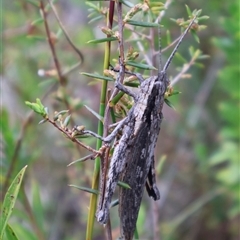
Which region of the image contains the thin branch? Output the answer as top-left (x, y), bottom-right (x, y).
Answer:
top-left (170, 53), bottom-right (198, 86)
top-left (47, 118), bottom-right (101, 155)
top-left (116, 1), bottom-right (125, 82)
top-left (40, 1), bottom-right (64, 86)
top-left (47, 0), bottom-right (84, 64)
top-left (2, 112), bottom-right (33, 196)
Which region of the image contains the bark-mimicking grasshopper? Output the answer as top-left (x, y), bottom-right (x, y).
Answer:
top-left (94, 15), bottom-right (198, 239)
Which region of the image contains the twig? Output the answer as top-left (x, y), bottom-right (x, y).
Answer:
top-left (116, 1), bottom-right (125, 82)
top-left (47, 0), bottom-right (84, 64)
top-left (40, 0), bottom-right (77, 126)
top-left (47, 118), bottom-right (101, 155)
top-left (2, 112), bottom-right (33, 196)
top-left (170, 52), bottom-right (198, 86)
top-left (40, 1), bottom-right (64, 86)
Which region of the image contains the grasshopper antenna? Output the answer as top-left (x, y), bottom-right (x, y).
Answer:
top-left (163, 15), bottom-right (198, 72)
top-left (158, 20), bottom-right (163, 77)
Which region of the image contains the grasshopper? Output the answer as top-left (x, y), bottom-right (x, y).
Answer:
top-left (84, 14), bottom-right (198, 240)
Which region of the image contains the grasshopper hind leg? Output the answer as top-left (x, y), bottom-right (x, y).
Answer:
top-left (145, 158), bottom-right (160, 201)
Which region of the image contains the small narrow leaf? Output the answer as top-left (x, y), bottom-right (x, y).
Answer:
top-left (126, 20), bottom-right (160, 28)
top-left (38, 119), bottom-right (48, 125)
top-left (87, 37), bottom-right (117, 44)
top-left (197, 54), bottom-right (210, 60)
top-left (110, 199), bottom-right (119, 208)
top-left (124, 81), bottom-right (139, 88)
top-left (85, 2), bottom-right (100, 11)
top-left (88, 15), bottom-right (103, 24)
top-left (63, 115), bottom-right (71, 127)
top-left (198, 15), bottom-right (210, 21)
top-left (84, 105), bottom-right (104, 122)
top-left (31, 18), bottom-right (44, 26)
top-left (126, 61), bottom-right (157, 70)
top-left (44, 107), bottom-right (49, 116)
top-left (175, 52), bottom-right (187, 63)
top-left (68, 154), bottom-right (96, 166)
top-left (120, 0), bottom-right (134, 7)
top-left (118, 181), bottom-right (131, 189)
top-left (185, 5), bottom-right (192, 17)
top-left (68, 185), bottom-right (98, 195)
top-left (109, 92), bottom-right (125, 107)
top-left (170, 90), bottom-right (181, 96)
top-left (56, 28), bottom-right (63, 39)
top-left (54, 110), bottom-right (69, 121)
top-left (36, 98), bottom-right (44, 108)
top-left (192, 30), bottom-right (200, 43)
top-left (164, 98), bottom-right (175, 109)
top-left (188, 46), bottom-right (195, 57)
top-left (81, 72), bottom-right (114, 81)
top-left (166, 30), bottom-right (171, 45)
top-left (74, 134), bottom-right (91, 139)
top-left (193, 62), bottom-right (205, 68)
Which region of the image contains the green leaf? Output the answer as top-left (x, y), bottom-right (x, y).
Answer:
top-left (166, 30), bottom-right (171, 45)
top-left (31, 18), bottom-right (44, 26)
top-left (164, 98), bottom-right (175, 109)
top-left (4, 224), bottom-right (19, 240)
top-left (67, 154), bottom-right (96, 166)
top-left (110, 199), bottom-right (119, 208)
top-left (36, 98), bottom-right (44, 109)
top-left (63, 115), bottom-right (71, 127)
top-left (68, 185), bottom-right (98, 195)
top-left (120, 0), bottom-right (134, 7)
top-left (84, 105), bottom-right (104, 122)
top-left (170, 90), bottom-right (181, 96)
top-left (87, 37), bottom-right (117, 44)
top-left (81, 72), bottom-right (114, 81)
top-left (134, 227), bottom-right (139, 240)
top-left (198, 15), bottom-right (210, 21)
top-left (126, 20), bottom-right (160, 28)
top-left (197, 54), bottom-right (210, 60)
top-left (38, 119), bottom-right (48, 125)
top-left (126, 61), bottom-right (157, 70)
top-left (117, 181), bottom-right (131, 189)
top-left (109, 92), bottom-right (125, 107)
top-left (85, 2), bottom-right (100, 11)
top-left (175, 52), bottom-right (187, 63)
top-left (25, 102), bottom-right (41, 114)
top-left (25, 99), bottom-right (47, 117)
top-left (191, 30), bottom-right (200, 43)
top-left (53, 110), bottom-right (69, 121)
top-left (0, 166), bottom-right (28, 239)
top-left (88, 15), bottom-right (103, 24)
top-left (185, 5), bottom-right (192, 17)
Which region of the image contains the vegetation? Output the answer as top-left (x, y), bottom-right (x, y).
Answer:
top-left (1, 0), bottom-right (239, 240)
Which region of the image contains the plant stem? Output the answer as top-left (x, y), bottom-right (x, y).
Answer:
top-left (86, 2), bottom-right (115, 239)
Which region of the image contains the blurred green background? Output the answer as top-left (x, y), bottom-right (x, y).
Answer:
top-left (1, 0), bottom-right (239, 240)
